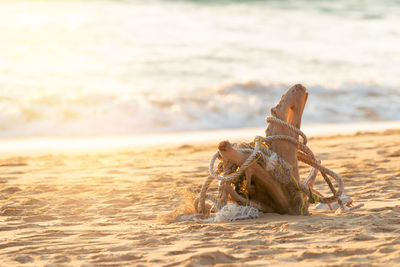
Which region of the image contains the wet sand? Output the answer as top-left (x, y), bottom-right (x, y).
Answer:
top-left (1, 129), bottom-right (400, 266)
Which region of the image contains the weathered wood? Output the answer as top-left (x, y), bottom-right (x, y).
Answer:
top-left (218, 141), bottom-right (291, 214)
top-left (266, 84), bottom-right (308, 181)
top-left (224, 183), bottom-right (274, 212)
top-left (215, 84), bottom-right (309, 215)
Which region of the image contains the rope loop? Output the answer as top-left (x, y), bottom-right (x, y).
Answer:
top-left (200, 115), bottom-right (349, 215)
top-left (266, 116), bottom-right (307, 144)
top-left (209, 136), bottom-right (264, 182)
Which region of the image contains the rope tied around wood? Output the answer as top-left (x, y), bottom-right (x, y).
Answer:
top-left (195, 115), bottom-right (363, 216)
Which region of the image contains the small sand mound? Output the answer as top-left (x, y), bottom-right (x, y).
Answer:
top-left (0, 208), bottom-right (24, 216)
top-left (13, 255), bottom-right (34, 264)
top-left (1, 187), bottom-right (22, 194)
top-left (184, 251), bottom-right (238, 266)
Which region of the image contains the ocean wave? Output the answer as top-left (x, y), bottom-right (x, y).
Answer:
top-left (0, 82), bottom-right (398, 138)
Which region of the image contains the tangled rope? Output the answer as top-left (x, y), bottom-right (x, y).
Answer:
top-left (195, 115), bottom-right (362, 216)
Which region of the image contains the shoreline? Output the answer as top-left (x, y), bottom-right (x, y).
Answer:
top-left (0, 120), bottom-right (399, 155)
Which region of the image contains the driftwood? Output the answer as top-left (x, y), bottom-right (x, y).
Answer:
top-left (218, 141), bottom-right (290, 214)
top-left (195, 83), bottom-right (362, 218)
top-left (217, 84), bottom-right (309, 215)
top-left (266, 84), bottom-right (308, 181)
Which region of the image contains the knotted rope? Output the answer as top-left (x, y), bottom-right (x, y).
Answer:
top-left (195, 115), bottom-right (361, 215)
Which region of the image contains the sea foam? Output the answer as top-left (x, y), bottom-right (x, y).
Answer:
top-left (0, 82), bottom-right (399, 138)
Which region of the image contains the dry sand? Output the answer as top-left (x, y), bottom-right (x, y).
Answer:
top-left (1, 129), bottom-right (400, 266)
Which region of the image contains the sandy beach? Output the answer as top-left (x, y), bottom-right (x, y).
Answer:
top-left (2, 0), bottom-right (400, 266)
top-left (0, 129), bottom-right (399, 266)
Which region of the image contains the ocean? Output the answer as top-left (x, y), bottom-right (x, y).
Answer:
top-left (1, 0), bottom-right (399, 138)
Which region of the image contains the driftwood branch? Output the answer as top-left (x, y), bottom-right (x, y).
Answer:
top-left (195, 83), bottom-right (356, 216)
top-left (218, 141), bottom-right (292, 214)
top-left (214, 84), bottom-right (309, 215)
top-left (266, 84), bottom-right (308, 181)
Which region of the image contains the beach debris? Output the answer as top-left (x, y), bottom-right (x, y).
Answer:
top-left (314, 195), bottom-right (353, 210)
top-left (194, 84), bottom-right (363, 220)
top-left (211, 204), bottom-right (259, 222)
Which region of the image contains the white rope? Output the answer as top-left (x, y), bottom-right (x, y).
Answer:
top-left (208, 138), bottom-right (262, 182)
top-left (266, 116), bottom-right (307, 144)
top-left (263, 118), bottom-right (346, 208)
top-left (200, 115), bottom-right (351, 214)
top-left (261, 134), bottom-right (345, 201)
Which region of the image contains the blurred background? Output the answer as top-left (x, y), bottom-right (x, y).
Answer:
top-left (1, 0), bottom-right (399, 139)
